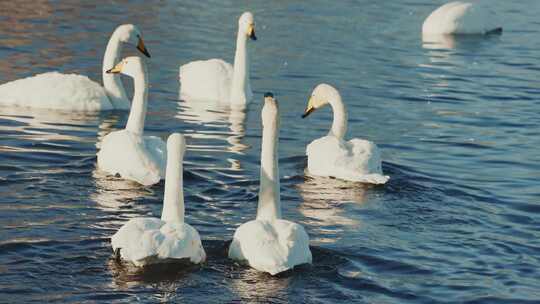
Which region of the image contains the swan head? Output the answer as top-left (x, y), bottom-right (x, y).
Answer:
top-left (114, 24), bottom-right (151, 58)
top-left (106, 56), bottom-right (147, 79)
top-left (239, 12), bottom-right (257, 41)
top-left (167, 133), bottom-right (186, 158)
top-left (302, 83), bottom-right (340, 118)
top-left (262, 92), bottom-right (279, 127)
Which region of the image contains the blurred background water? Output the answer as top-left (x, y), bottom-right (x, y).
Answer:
top-left (0, 0), bottom-right (539, 303)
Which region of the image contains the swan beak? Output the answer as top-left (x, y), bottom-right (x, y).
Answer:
top-left (136, 37), bottom-right (151, 58)
top-left (264, 92), bottom-right (274, 102)
top-left (248, 24), bottom-right (257, 41)
top-left (302, 98), bottom-right (316, 118)
top-left (106, 61), bottom-right (124, 74)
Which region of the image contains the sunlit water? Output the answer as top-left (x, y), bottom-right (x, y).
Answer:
top-left (1, 1), bottom-right (539, 303)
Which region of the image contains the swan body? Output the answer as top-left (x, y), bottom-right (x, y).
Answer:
top-left (179, 12), bottom-right (256, 106)
top-left (0, 72), bottom-right (112, 111)
top-left (111, 133), bottom-right (206, 266)
top-left (97, 57), bottom-right (166, 186)
top-left (302, 84), bottom-right (389, 184)
top-left (0, 24), bottom-right (150, 111)
top-left (229, 93), bottom-right (312, 275)
top-left (422, 1), bottom-right (502, 35)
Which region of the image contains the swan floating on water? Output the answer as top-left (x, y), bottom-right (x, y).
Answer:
top-left (228, 93), bottom-right (312, 275)
top-left (179, 12), bottom-right (256, 106)
top-left (111, 133), bottom-right (206, 266)
top-left (302, 84), bottom-right (389, 184)
top-left (0, 24), bottom-right (150, 111)
top-left (422, 1), bottom-right (502, 35)
top-left (97, 57), bottom-right (166, 186)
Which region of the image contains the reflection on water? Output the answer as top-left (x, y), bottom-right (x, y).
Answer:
top-left (421, 34), bottom-right (458, 50)
top-left (108, 258), bottom-right (199, 290)
top-left (90, 169), bottom-right (154, 211)
top-left (177, 100), bottom-right (248, 154)
top-left (0, 107), bottom-right (99, 145)
top-left (177, 98), bottom-right (249, 176)
top-left (226, 107), bottom-right (249, 154)
top-left (230, 267), bottom-right (290, 302)
top-left (297, 175), bottom-right (364, 244)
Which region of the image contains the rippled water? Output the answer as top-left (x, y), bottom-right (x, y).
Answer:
top-left (1, 0), bottom-right (540, 303)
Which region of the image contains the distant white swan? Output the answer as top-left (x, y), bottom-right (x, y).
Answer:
top-left (179, 12), bottom-right (256, 106)
top-left (111, 133), bottom-right (206, 266)
top-left (0, 24), bottom-right (150, 111)
top-left (422, 1), bottom-right (502, 35)
top-left (302, 84), bottom-right (389, 184)
top-left (97, 57), bottom-right (166, 186)
top-left (229, 93), bottom-right (312, 275)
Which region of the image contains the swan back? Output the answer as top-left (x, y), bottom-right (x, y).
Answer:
top-left (422, 1), bottom-right (501, 35)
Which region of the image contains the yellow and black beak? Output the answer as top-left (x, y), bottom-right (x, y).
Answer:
top-left (106, 61), bottom-right (124, 74)
top-left (248, 24), bottom-right (257, 41)
top-left (302, 97), bottom-right (316, 118)
top-left (136, 36), bottom-right (151, 58)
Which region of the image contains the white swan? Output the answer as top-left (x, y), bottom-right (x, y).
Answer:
top-left (97, 57), bottom-right (166, 186)
top-left (302, 84), bottom-right (389, 184)
top-left (111, 133), bottom-right (206, 266)
top-left (179, 12), bottom-right (256, 106)
top-left (0, 24), bottom-right (150, 111)
top-left (422, 1), bottom-right (502, 35)
top-left (229, 93), bottom-right (312, 275)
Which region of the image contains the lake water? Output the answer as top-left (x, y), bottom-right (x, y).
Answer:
top-left (1, 0), bottom-right (539, 303)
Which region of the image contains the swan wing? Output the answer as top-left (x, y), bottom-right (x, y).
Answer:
top-left (157, 222), bottom-right (206, 264)
top-left (111, 217), bottom-right (164, 265)
top-left (306, 136), bottom-right (389, 184)
top-left (179, 59), bottom-right (233, 103)
top-left (97, 130), bottom-right (164, 186)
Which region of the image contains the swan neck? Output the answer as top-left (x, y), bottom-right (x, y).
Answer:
top-left (125, 71), bottom-right (148, 135)
top-left (256, 105), bottom-right (281, 221)
top-left (102, 32), bottom-right (129, 109)
top-left (230, 30), bottom-right (249, 105)
top-left (161, 149), bottom-right (185, 223)
top-left (328, 95), bottom-right (347, 139)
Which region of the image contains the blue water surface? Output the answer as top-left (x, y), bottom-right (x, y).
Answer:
top-left (0, 0), bottom-right (539, 303)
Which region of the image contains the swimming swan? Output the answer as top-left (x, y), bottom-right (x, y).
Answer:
top-left (422, 1), bottom-right (502, 36)
top-left (0, 24), bottom-right (150, 111)
top-left (179, 12), bottom-right (256, 106)
top-left (111, 133), bottom-right (206, 266)
top-left (302, 84), bottom-right (389, 184)
top-left (97, 57), bottom-right (166, 186)
top-left (229, 93), bottom-right (312, 275)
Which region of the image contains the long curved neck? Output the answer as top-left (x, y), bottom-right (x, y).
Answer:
top-left (229, 30), bottom-right (249, 105)
top-left (328, 93), bottom-right (348, 139)
top-left (256, 103), bottom-right (281, 221)
top-left (161, 150), bottom-right (184, 223)
top-left (102, 33), bottom-right (129, 109)
top-left (125, 69), bottom-right (148, 135)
